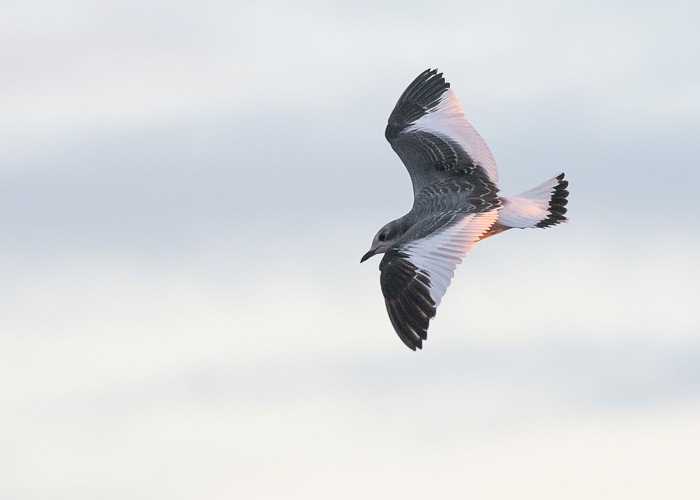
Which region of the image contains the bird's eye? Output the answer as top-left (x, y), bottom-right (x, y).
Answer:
top-left (378, 233), bottom-right (386, 242)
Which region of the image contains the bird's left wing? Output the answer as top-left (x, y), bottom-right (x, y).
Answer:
top-left (385, 69), bottom-right (499, 197)
top-left (379, 210), bottom-right (499, 350)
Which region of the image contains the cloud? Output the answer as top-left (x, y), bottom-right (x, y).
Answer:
top-left (2, 0), bottom-right (700, 498)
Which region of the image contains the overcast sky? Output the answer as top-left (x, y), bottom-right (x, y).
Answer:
top-left (1, 1), bottom-right (699, 498)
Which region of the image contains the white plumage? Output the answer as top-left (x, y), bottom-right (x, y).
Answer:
top-left (404, 211), bottom-right (499, 307)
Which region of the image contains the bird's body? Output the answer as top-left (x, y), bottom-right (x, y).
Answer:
top-left (362, 69), bottom-right (569, 350)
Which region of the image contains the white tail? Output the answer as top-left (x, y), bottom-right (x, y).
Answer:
top-left (498, 173), bottom-right (569, 229)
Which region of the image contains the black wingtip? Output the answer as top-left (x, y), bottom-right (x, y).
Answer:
top-left (387, 302), bottom-right (426, 351)
top-left (380, 251), bottom-right (435, 351)
top-left (407, 342), bottom-right (418, 351)
top-left (386, 68), bottom-right (451, 141)
top-left (403, 333), bottom-right (422, 351)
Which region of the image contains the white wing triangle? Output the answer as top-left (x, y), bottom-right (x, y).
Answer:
top-left (404, 210), bottom-right (499, 308)
top-left (407, 89), bottom-right (499, 184)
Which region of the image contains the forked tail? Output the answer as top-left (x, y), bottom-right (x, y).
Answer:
top-left (498, 173), bottom-right (569, 229)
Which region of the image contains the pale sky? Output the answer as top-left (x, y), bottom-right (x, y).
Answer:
top-left (1, 1), bottom-right (699, 498)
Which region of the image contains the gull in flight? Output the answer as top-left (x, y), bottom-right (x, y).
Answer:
top-left (361, 69), bottom-right (569, 350)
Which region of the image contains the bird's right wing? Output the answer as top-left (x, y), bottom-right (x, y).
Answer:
top-left (385, 69), bottom-right (499, 197)
top-left (379, 210), bottom-right (499, 350)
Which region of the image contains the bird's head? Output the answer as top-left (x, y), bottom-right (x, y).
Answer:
top-left (360, 220), bottom-right (405, 263)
